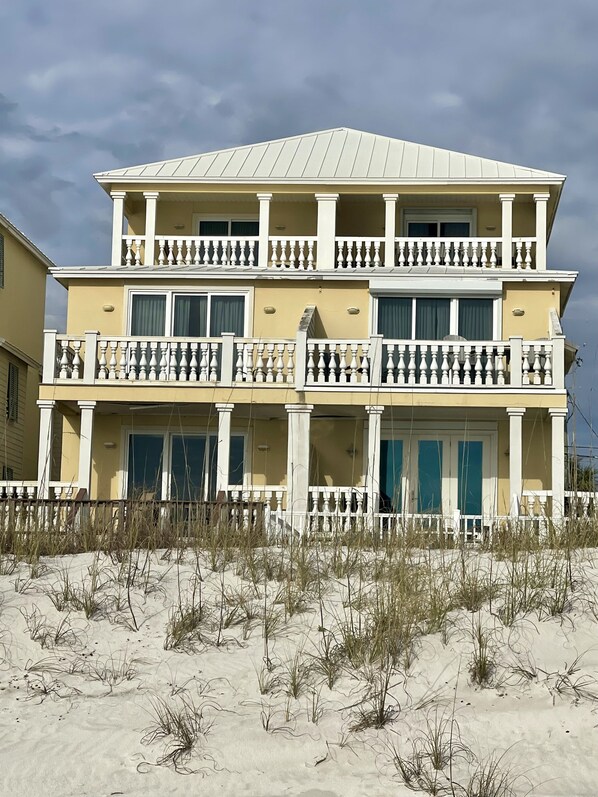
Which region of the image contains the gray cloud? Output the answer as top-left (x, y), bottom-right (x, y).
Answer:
top-left (1, 0), bottom-right (598, 444)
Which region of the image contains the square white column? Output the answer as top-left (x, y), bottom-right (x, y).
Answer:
top-left (507, 407), bottom-right (525, 516)
top-left (143, 191), bottom-right (159, 267)
top-left (77, 401), bottom-right (96, 498)
top-left (383, 194), bottom-right (399, 267)
top-left (37, 400), bottom-right (56, 499)
top-left (549, 408), bottom-right (568, 520)
top-left (110, 191), bottom-right (127, 266)
top-left (285, 404), bottom-right (313, 530)
top-left (315, 193), bottom-right (339, 270)
top-left (366, 405), bottom-right (384, 517)
top-left (500, 193), bottom-right (515, 269)
top-left (215, 403), bottom-right (234, 496)
top-left (534, 193), bottom-right (550, 271)
top-left (257, 193), bottom-right (272, 268)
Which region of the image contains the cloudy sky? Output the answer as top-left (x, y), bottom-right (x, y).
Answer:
top-left (1, 0), bottom-right (597, 448)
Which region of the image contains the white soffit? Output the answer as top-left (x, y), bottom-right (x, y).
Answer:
top-left (95, 128), bottom-right (566, 185)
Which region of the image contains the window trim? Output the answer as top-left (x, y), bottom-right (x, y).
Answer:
top-left (371, 295), bottom-right (501, 340)
top-left (121, 427), bottom-right (249, 500)
top-left (401, 208), bottom-right (478, 237)
top-left (192, 214), bottom-right (259, 236)
top-left (125, 287), bottom-right (253, 337)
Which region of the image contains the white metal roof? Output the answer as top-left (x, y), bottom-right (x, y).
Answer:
top-left (0, 213), bottom-right (54, 271)
top-left (95, 128), bottom-right (566, 185)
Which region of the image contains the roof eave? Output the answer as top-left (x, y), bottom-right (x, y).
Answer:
top-left (0, 214), bottom-right (55, 271)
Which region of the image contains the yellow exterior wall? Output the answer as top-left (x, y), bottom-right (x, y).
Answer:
top-left (502, 283), bottom-right (561, 339)
top-left (0, 230), bottom-right (47, 364)
top-left (0, 350), bottom-right (27, 478)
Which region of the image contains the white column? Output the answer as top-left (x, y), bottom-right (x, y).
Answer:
top-left (286, 404), bottom-right (313, 529)
top-left (507, 407), bottom-right (525, 516)
top-left (215, 403), bottom-right (234, 497)
top-left (534, 193), bottom-right (550, 271)
top-left (365, 405), bottom-right (384, 517)
top-left (143, 191), bottom-right (159, 267)
top-left (42, 330), bottom-right (58, 383)
top-left (77, 400), bottom-right (96, 498)
top-left (37, 400), bottom-right (55, 499)
top-left (500, 193), bottom-right (515, 269)
top-left (257, 193), bottom-right (272, 269)
top-left (315, 193), bottom-right (339, 270)
top-left (383, 194), bottom-right (398, 267)
top-left (110, 191), bottom-right (127, 266)
top-left (549, 408), bottom-right (567, 521)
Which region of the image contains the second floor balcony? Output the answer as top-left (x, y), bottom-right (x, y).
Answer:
top-left (112, 190), bottom-right (552, 273)
top-left (46, 330), bottom-right (564, 392)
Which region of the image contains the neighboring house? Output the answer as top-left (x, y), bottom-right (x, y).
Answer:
top-left (0, 214), bottom-right (53, 482)
top-left (28, 129), bottom-right (579, 526)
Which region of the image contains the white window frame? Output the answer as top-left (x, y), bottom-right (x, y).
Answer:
top-left (401, 208), bottom-right (477, 237)
top-left (125, 287), bottom-right (253, 337)
top-left (121, 427), bottom-right (249, 500)
top-left (371, 295), bottom-right (501, 340)
top-left (192, 214), bottom-right (259, 236)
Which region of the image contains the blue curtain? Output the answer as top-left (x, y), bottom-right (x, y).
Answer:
top-left (174, 295), bottom-right (208, 336)
top-left (458, 299), bottom-right (493, 340)
top-left (415, 298), bottom-right (450, 340)
top-left (131, 295), bottom-right (166, 336)
top-left (377, 297), bottom-right (412, 338)
top-left (210, 296), bottom-right (245, 335)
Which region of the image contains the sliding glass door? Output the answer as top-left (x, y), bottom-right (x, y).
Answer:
top-left (379, 432), bottom-right (493, 517)
top-left (127, 432), bottom-right (244, 500)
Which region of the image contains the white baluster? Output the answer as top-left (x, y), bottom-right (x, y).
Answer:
top-left (108, 341), bottom-right (118, 380)
top-left (72, 340), bottom-right (81, 379)
top-left (441, 345), bottom-right (450, 385)
top-left (373, 240), bottom-right (381, 266)
top-left (317, 345), bottom-right (326, 383)
top-left (266, 343), bottom-right (275, 383)
top-left (485, 345), bottom-right (494, 385)
top-left (496, 345), bottom-right (505, 386)
top-left (158, 345), bottom-right (168, 381)
top-left (397, 240), bottom-right (406, 267)
top-left (59, 340), bottom-right (70, 379)
top-left (430, 345), bottom-right (438, 385)
top-left (255, 344), bottom-right (265, 382)
top-left (306, 343), bottom-right (315, 383)
top-left (349, 344), bottom-right (359, 382)
top-left (544, 344), bottom-right (552, 386)
top-left (328, 344), bottom-right (338, 384)
top-left (419, 344), bottom-right (428, 385)
top-left (125, 237), bottom-right (133, 266)
top-left (360, 343), bottom-right (369, 383)
top-left (522, 345), bottom-right (531, 385)
top-left (235, 344), bottom-right (244, 382)
top-left (397, 344), bottom-right (406, 385)
top-left (179, 345), bottom-right (188, 381)
top-left (307, 240), bottom-right (315, 270)
top-left (385, 343), bottom-right (395, 384)
top-left (286, 343), bottom-right (295, 383)
top-left (474, 345), bottom-right (483, 385)
top-left (532, 344), bottom-right (543, 385)
top-left (128, 342), bottom-right (138, 380)
top-left (463, 346), bottom-right (472, 385)
top-left (515, 240), bottom-right (523, 269)
top-left (338, 344), bottom-right (347, 383)
top-left (118, 342), bottom-right (127, 380)
top-left (275, 343), bottom-right (285, 383)
top-left (209, 344), bottom-right (219, 382)
top-left (407, 344), bottom-right (416, 384)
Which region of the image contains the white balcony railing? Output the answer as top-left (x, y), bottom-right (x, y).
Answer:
top-left (334, 237), bottom-right (536, 270)
top-left (45, 333), bottom-right (562, 390)
top-left (122, 235), bottom-right (537, 270)
top-left (0, 482), bottom-right (79, 500)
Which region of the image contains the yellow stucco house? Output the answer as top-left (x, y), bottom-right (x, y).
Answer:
top-left (0, 214), bottom-right (53, 482)
top-left (17, 128), bottom-right (579, 530)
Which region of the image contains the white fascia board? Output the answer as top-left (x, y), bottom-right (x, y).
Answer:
top-left (369, 277), bottom-right (502, 295)
top-left (96, 176), bottom-right (566, 188)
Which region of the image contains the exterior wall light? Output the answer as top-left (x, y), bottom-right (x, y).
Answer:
top-left (512, 308), bottom-right (525, 317)
top-left (102, 304), bottom-right (115, 312)
top-left (257, 444), bottom-right (270, 452)
top-left (174, 224), bottom-right (185, 230)
top-left (346, 445), bottom-right (358, 457)
top-left (274, 225), bottom-right (286, 231)
top-left (263, 306), bottom-right (276, 314)
top-left (347, 307), bottom-right (360, 315)
top-left (103, 441), bottom-right (117, 449)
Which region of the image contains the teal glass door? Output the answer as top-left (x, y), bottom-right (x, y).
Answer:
top-left (127, 434), bottom-right (164, 499)
top-left (417, 440), bottom-right (444, 513)
top-left (380, 439), bottom-right (403, 511)
top-left (457, 441), bottom-right (483, 515)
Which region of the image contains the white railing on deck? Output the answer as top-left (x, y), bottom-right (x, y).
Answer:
top-left (269, 237), bottom-right (316, 269)
top-left (336, 238), bottom-right (384, 268)
top-left (123, 237), bottom-right (145, 266)
top-left (156, 237), bottom-right (259, 268)
top-left (333, 237), bottom-right (537, 270)
top-left (227, 486), bottom-right (287, 530)
top-left (234, 340), bottom-right (295, 384)
top-left (48, 334), bottom-right (557, 389)
top-left (306, 341), bottom-right (370, 385)
top-left (0, 482), bottom-right (79, 500)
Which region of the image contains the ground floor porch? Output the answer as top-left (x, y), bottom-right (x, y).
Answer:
top-left (0, 397), bottom-right (577, 527)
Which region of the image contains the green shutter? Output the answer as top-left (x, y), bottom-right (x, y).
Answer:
top-left (6, 363), bottom-right (19, 421)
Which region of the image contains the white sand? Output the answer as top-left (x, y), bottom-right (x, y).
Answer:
top-left (1, 547), bottom-right (598, 796)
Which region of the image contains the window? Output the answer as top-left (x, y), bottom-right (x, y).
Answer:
top-left (127, 432), bottom-right (245, 500)
top-left (0, 232), bottom-right (4, 288)
top-left (377, 297), bottom-right (495, 340)
top-left (403, 210), bottom-right (474, 238)
top-left (129, 292), bottom-right (246, 337)
top-left (6, 362), bottom-right (19, 421)
top-left (198, 219), bottom-right (259, 237)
